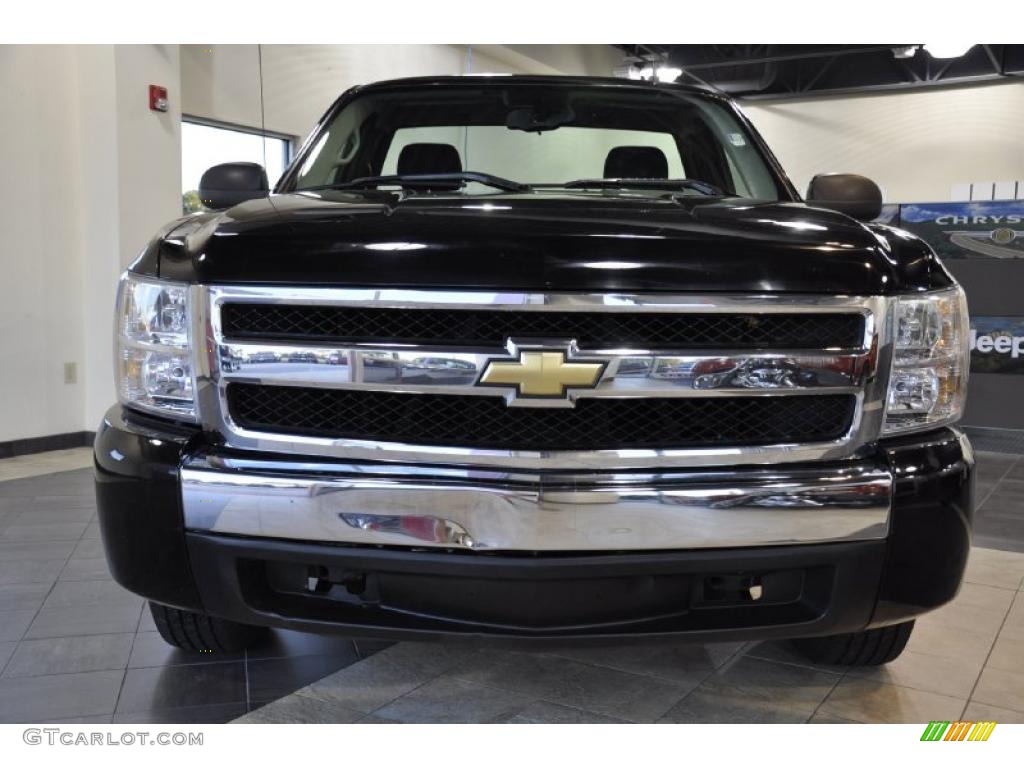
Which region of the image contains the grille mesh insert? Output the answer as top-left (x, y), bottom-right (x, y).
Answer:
top-left (228, 384), bottom-right (856, 451)
top-left (221, 304), bottom-right (864, 351)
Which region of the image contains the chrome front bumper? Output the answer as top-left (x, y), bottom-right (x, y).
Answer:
top-left (181, 457), bottom-right (891, 552)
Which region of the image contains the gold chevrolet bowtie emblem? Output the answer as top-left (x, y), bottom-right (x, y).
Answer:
top-left (478, 347), bottom-right (606, 403)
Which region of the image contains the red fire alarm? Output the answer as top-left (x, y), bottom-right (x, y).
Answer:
top-left (149, 85), bottom-right (168, 113)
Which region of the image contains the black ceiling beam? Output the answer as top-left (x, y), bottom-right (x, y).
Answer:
top-left (669, 45), bottom-right (911, 71)
top-left (800, 55), bottom-right (838, 93)
top-left (737, 71), bottom-right (1024, 101)
top-left (614, 44), bottom-right (1024, 99)
top-left (929, 57), bottom-right (959, 82)
top-left (895, 58), bottom-right (924, 83)
top-left (981, 44), bottom-right (1003, 74)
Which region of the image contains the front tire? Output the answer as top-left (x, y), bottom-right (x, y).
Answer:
top-left (791, 620), bottom-right (915, 666)
top-left (149, 602), bottom-right (269, 653)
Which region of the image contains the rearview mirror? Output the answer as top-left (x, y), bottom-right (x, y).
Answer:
top-left (506, 106), bottom-right (575, 133)
top-left (199, 162), bottom-right (269, 210)
top-left (806, 173), bottom-right (883, 222)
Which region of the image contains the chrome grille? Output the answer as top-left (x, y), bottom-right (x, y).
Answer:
top-left (194, 286), bottom-right (892, 470)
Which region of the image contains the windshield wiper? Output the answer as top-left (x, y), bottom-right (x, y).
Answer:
top-left (306, 172), bottom-right (530, 194)
top-left (559, 178), bottom-right (725, 196)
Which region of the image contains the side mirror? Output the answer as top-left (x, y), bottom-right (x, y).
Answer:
top-left (806, 173), bottom-right (883, 222)
top-left (199, 162), bottom-right (269, 210)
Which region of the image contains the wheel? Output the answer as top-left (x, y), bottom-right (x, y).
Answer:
top-left (791, 620), bottom-right (915, 666)
top-left (149, 602), bottom-right (269, 653)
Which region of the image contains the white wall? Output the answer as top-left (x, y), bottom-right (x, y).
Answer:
top-left (473, 44), bottom-right (620, 78)
top-left (181, 44), bottom-right (620, 143)
top-left (113, 45), bottom-right (183, 263)
top-left (76, 45), bottom-right (121, 443)
top-left (0, 46), bottom-right (86, 442)
top-left (742, 80), bottom-right (1024, 202)
top-left (0, 44), bottom-right (182, 443)
top-left (91, 46), bottom-right (182, 432)
top-left (180, 44), bottom-right (499, 140)
top-left (179, 45), bottom-right (263, 135)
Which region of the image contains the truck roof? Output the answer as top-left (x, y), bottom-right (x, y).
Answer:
top-left (351, 73), bottom-right (724, 100)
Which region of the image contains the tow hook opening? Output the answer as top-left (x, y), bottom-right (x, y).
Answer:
top-left (703, 574), bottom-right (763, 603)
top-left (304, 566), bottom-right (379, 604)
top-left (697, 570), bottom-right (803, 607)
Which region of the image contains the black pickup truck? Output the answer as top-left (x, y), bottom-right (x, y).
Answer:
top-left (96, 75), bottom-right (973, 666)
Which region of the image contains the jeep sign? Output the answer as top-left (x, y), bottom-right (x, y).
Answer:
top-left (970, 317), bottom-right (1024, 374)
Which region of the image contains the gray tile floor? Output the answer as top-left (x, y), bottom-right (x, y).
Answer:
top-left (974, 451), bottom-right (1024, 552)
top-left (0, 451), bottom-right (377, 724)
top-left (3, 447), bottom-right (1024, 725)
top-left (238, 550), bottom-right (1024, 724)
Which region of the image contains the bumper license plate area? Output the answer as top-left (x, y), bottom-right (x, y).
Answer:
top-left (245, 558), bottom-right (830, 634)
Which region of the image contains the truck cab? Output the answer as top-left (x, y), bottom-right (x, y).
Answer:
top-left (96, 75), bottom-right (973, 666)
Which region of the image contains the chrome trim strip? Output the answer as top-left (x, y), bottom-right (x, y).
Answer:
top-left (194, 286), bottom-right (893, 469)
top-left (214, 343), bottom-right (871, 401)
top-left (181, 461), bottom-right (891, 551)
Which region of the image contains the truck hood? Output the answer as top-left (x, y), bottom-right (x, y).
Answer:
top-left (152, 190), bottom-right (949, 294)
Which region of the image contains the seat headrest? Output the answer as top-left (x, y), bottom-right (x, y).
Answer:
top-left (603, 146), bottom-right (669, 179)
top-left (397, 143), bottom-right (463, 176)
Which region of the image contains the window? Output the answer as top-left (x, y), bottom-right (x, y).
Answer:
top-left (181, 119), bottom-right (292, 213)
top-left (287, 83), bottom-right (786, 200)
top-left (380, 126), bottom-right (688, 183)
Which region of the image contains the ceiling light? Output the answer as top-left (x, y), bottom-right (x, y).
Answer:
top-left (923, 43), bottom-right (975, 59)
top-left (581, 261), bottom-right (645, 270)
top-left (365, 242), bottom-right (427, 251)
top-left (891, 46), bottom-right (919, 59)
top-left (614, 55), bottom-right (681, 82)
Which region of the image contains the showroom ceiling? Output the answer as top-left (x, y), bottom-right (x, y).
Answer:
top-left (613, 44), bottom-right (1024, 98)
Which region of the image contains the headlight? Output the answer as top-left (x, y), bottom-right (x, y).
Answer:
top-left (115, 273), bottom-right (198, 421)
top-left (883, 287), bottom-right (969, 435)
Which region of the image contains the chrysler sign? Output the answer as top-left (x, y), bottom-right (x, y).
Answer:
top-left (898, 202), bottom-right (1024, 260)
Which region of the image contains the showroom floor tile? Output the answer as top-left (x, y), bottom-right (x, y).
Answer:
top-left (0, 447), bottom-right (93, 482)
top-left (238, 558), bottom-right (1024, 724)
top-left (974, 451), bottom-right (1024, 551)
top-left (3, 448), bottom-right (1024, 725)
top-left (0, 456), bottom-right (381, 724)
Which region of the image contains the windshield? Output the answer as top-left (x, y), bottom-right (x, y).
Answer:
top-left (287, 82), bottom-right (788, 200)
